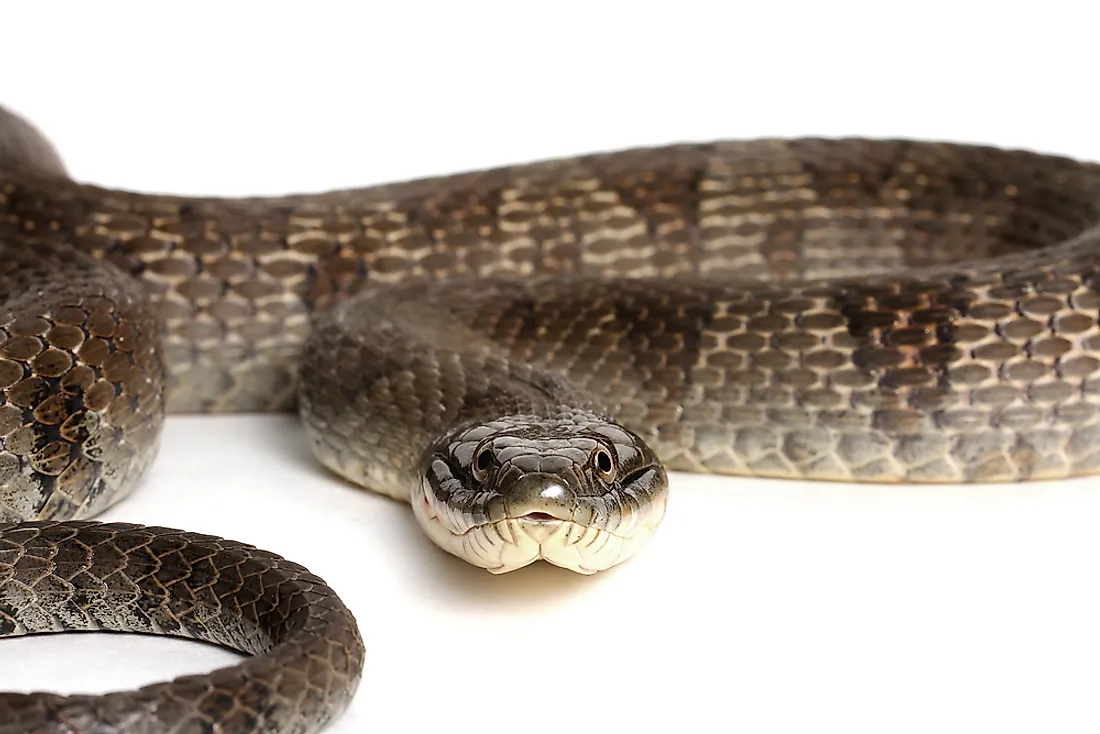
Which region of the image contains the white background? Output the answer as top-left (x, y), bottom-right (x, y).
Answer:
top-left (3, 3), bottom-right (1100, 733)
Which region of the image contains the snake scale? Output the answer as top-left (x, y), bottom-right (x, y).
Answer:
top-left (3, 101), bottom-right (1100, 732)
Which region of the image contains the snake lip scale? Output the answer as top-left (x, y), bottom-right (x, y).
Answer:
top-left (5, 99), bottom-right (1100, 731)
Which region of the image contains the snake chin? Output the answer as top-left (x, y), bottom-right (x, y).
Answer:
top-left (412, 499), bottom-right (669, 575)
top-left (412, 412), bottom-right (670, 574)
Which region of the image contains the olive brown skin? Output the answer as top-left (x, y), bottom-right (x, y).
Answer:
top-left (6, 99), bottom-right (1100, 732)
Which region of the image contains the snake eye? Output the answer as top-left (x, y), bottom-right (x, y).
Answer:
top-left (472, 445), bottom-right (494, 480)
top-left (593, 447), bottom-right (616, 481)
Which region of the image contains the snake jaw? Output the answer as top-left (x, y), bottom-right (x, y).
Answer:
top-left (411, 466), bottom-right (669, 574)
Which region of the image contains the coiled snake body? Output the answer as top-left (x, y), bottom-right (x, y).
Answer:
top-left (3, 104), bottom-right (1100, 732)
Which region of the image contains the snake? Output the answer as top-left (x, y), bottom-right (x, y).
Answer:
top-left (2, 101), bottom-right (1100, 732)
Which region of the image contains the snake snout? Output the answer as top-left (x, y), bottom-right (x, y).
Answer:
top-left (414, 412), bottom-right (670, 574)
top-left (502, 473), bottom-right (576, 522)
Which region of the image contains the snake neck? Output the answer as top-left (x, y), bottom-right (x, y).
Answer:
top-left (297, 286), bottom-right (617, 501)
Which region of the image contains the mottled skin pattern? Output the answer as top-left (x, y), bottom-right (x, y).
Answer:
top-left (366, 269), bottom-right (1100, 483)
top-left (0, 241), bottom-right (164, 520)
top-left (4, 102), bottom-right (1100, 730)
top-left (0, 522), bottom-right (363, 734)
top-left (5, 133), bottom-right (1097, 506)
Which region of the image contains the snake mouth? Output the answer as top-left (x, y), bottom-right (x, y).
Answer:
top-left (411, 483), bottom-right (668, 574)
top-left (518, 511), bottom-right (560, 522)
top-left (450, 516), bottom-right (637, 574)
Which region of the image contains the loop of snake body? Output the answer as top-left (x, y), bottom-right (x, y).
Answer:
top-left (3, 102), bottom-right (1100, 732)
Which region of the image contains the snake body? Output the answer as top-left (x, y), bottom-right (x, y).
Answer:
top-left (4, 103), bottom-right (1100, 731)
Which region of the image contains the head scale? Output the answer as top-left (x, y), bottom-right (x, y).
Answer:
top-left (411, 409), bottom-right (669, 574)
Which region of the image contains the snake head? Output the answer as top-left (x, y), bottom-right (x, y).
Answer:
top-left (412, 409), bottom-right (669, 574)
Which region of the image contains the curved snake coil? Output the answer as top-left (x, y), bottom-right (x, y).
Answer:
top-left (4, 102), bottom-right (1100, 732)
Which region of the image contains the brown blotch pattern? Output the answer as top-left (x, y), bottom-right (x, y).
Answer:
top-left (4, 137), bottom-right (1100, 515)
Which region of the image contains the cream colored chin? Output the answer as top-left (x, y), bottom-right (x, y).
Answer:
top-left (411, 484), bottom-right (667, 574)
